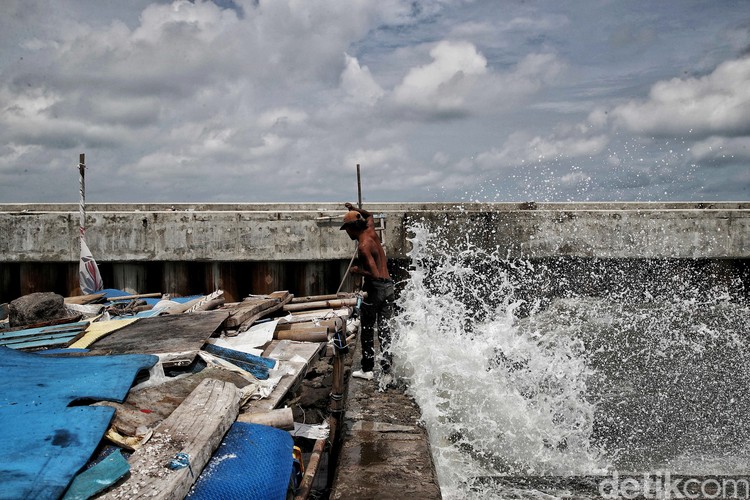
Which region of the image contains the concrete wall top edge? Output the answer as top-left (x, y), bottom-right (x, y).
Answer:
top-left (2, 201), bottom-right (750, 214)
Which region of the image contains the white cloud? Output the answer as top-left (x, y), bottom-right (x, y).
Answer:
top-left (612, 57), bottom-right (750, 137)
top-left (1, 1), bottom-right (748, 203)
top-left (391, 40), bottom-right (488, 114)
top-left (341, 54), bottom-right (384, 105)
top-left (345, 144), bottom-right (408, 172)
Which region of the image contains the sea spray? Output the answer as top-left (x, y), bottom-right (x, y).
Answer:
top-left (390, 221), bottom-right (750, 499)
top-left (391, 222), bottom-right (606, 498)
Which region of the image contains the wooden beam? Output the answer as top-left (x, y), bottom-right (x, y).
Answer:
top-left (234, 291), bottom-right (293, 332)
top-left (101, 378), bottom-right (240, 500)
top-left (225, 299), bottom-right (277, 328)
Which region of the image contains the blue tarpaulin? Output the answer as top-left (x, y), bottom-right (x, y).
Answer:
top-left (0, 347), bottom-right (157, 499)
top-left (187, 422), bottom-right (293, 500)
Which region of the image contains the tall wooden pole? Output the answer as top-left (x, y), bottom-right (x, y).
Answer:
top-left (77, 153), bottom-right (103, 294)
top-left (356, 163), bottom-right (362, 209)
top-left (79, 153), bottom-right (85, 240)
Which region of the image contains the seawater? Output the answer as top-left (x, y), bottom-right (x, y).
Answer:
top-left (390, 222), bottom-right (750, 499)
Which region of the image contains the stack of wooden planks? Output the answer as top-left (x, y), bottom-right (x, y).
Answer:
top-left (1, 287), bottom-right (356, 498)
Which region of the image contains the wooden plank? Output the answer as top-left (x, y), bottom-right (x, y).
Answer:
top-left (224, 299), bottom-right (278, 329)
top-left (269, 340), bottom-right (324, 363)
top-left (236, 302), bottom-right (285, 333)
top-left (89, 311), bottom-right (229, 367)
top-left (243, 340), bottom-right (325, 412)
top-left (267, 290), bottom-right (292, 302)
top-left (225, 291), bottom-right (292, 330)
top-left (102, 378), bottom-right (240, 500)
top-left (97, 367), bottom-right (256, 438)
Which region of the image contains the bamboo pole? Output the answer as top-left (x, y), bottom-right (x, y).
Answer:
top-left (107, 292), bottom-right (163, 301)
top-left (290, 294), bottom-right (352, 304)
top-left (294, 415), bottom-right (337, 500)
top-left (283, 298), bottom-right (357, 313)
top-left (294, 317), bottom-right (347, 500)
top-left (330, 347), bottom-right (345, 414)
top-left (295, 433), bottom-right (326, 500)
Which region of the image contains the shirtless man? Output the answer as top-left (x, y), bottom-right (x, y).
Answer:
top-left (340, 202), bottom-right (394, 381)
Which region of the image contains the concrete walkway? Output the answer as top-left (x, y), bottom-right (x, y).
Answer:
top-left (330, 358), bottom-right (442, 499)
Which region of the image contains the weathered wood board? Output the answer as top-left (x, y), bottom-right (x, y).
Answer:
top-left (89, 311), bottom-right (229, 366)
top-left (241, 340), bottom-right (325, 413)
top-left (97, 366), bottom-right (255, 438)
top-left (102, 378), bottom-right (240, 500)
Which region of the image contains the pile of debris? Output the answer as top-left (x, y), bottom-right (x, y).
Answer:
top-left (0, 288), bottom-right (360, 499)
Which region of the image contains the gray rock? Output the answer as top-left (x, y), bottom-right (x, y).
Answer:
top-left (9, 292), bottom-right (67, 327)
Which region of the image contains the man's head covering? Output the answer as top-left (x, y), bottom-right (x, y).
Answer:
top-left (340, 210), bottom-right (363, 229)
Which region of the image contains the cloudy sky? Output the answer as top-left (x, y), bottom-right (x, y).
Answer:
top-left (1, 0), bottom-right (749, 204)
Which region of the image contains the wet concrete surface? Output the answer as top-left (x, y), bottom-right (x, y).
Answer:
top-left (330, 356), bottom-right (442, 499)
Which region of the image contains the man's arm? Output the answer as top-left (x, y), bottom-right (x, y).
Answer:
top-left (344, 202), bottom-right (372, 219)
top-left (344, 202), bottom-right (374, 230)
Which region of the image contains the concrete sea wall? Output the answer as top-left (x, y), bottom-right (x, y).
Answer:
top-left (1, 202), bottom-right (748, 302)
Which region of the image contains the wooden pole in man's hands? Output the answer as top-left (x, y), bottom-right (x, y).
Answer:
top-left (336, 164), bottom-right (362, 295)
